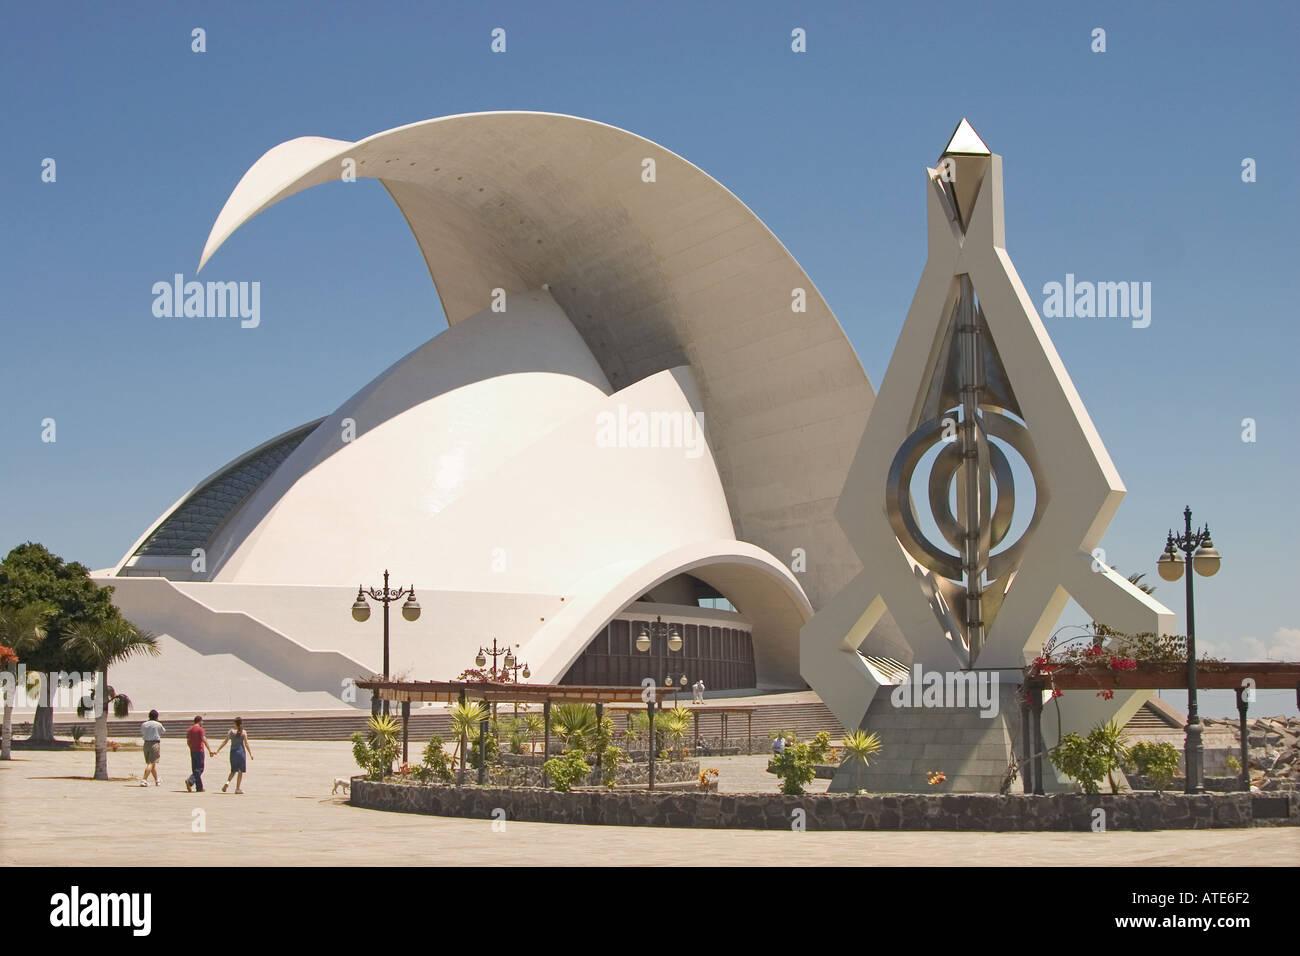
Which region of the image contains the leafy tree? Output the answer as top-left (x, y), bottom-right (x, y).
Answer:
top-left (64, 619), bottom-right (159, 780)
top-left (0, 604), bottom-right (49, 759)
top-left (0, 543), bottom-right (127, 744)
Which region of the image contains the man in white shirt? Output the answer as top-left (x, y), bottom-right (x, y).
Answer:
top-left (140, 709), bottom-right (165, 787)
top-left (692, 680), bottom-right (705, 704)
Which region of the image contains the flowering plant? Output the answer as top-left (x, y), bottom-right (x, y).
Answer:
top-left (926, 770), bottom-right (946, 787)
top-left (1028, 625), bottom-right (1224, 704)
top-left (454, 666), bottom-right (517, 684)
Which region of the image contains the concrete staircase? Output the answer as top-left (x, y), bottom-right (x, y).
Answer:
top-left (51, 697), bottom-right (847, 744)
top-left (53, 713), bottom-right (451, 743)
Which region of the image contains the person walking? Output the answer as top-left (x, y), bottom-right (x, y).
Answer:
top-left (692, 680), bottom-right (706, 704)
top-left (140, 709), bottom-right (165, 787)
top-left (214, 716), bottom-right (253, 793)
top-left (184, 715), bottom-right (215, 792)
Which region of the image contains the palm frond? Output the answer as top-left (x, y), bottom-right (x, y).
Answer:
top-left (841, 730), bottom-right (883, 766)
top-left (0, 604), bottom-right (51, 655)
top-left (63, 619), bottom-right (159, 668)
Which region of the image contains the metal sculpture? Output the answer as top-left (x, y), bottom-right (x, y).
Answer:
top-left (802, 120), bottom-right (1174, 737)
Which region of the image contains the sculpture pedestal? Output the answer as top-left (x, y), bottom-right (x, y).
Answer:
top-left (830, 682), bottom-right (1026, 794)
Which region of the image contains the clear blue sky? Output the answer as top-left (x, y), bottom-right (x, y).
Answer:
top-left (2, 1), bottom-right (1296, 715)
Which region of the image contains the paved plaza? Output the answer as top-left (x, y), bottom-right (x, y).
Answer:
top-left (3, 741), bottom-right (1295, 867)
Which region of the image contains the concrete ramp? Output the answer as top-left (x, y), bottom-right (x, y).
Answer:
top-left (95, 576), bottom-right (370, 712)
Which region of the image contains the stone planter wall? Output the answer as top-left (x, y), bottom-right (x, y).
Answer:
top-left (482, 758), bottom-right (699, 788)
top-left (1127, 774), bottom-right (1254, 793)
top-left (352, 780), bottom-right (1299, 830)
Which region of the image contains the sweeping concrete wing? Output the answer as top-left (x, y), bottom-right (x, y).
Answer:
top-left (196, 111), bottom-right (875, 610)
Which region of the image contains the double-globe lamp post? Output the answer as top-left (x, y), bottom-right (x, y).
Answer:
top-left (636, 615), bottom-right (682, 791)
top-left (350, 570), bottom-right (421, 716)
top-left (1156, 506), bottom-right (1222, 795)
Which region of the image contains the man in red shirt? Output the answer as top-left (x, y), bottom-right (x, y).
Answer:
top-left (184, 715), bottom-right (216, 792)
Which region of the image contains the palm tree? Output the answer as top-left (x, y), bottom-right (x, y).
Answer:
top-left (63, 618), bottom-right (159, 780)
top-left (0, 604), bottom-right (49, 760)
top-left (624, 710), bottom-right (647, 751)
top-left (1125, 572), bottom-right (1155, 595)
top-left (551, 703), bottom-right (597, 747)
top-left (448, 699), bottom-right (489, 779)
top-left (661, 706), bottom-right (693, 758)
top-left (839, 729), bottom-right (883, 793)
top-left (522, 713), bottom-right (544, 753)
top-left (1095, 719), bottom-right (1132, 793)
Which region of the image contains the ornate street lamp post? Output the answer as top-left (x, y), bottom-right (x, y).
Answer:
top-left (665, 673), bottom-right (688, 706)
top-left (1156, 506), bottom-right (1222, 794)
top-left (503, 651), bottom-right (531, 719)
top-left (474, 638), bottom-right (513, 681)
top-left (350, 570), bottom-right (421, 716)
top-left (503, 652), bottom-right (530, 684)
top-left (635, 615), bottom-right (682, 791)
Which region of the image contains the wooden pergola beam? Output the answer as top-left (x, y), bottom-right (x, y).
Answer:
top-left (1028, 661), bottom-right (1300, 691)
top-left (356, 679), bottom-right (653, 704)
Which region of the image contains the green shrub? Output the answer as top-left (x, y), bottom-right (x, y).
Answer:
top-left (469, 729), bottom-right (499, 769)
top-left (1051, 734), bottom-right (1105, 793)
top-left (70, 725), bottom-right (86, 743)
top-left (1050, 720), bottom-right (1130, 794)
top-left (413, 735), bottom-right (454, 784)
top-left (496, 715), bottom-right (541, 755)
top-left (599, 746), bottom-right (625, 788)
top-left (1127, 741), bottom-right (1180, 791)
top-left (543, 748), bottom-right (592, 792)
top-left (590, 715), bottom-right (625, 787)
top-left (350, 714), bottom-right (402, 781)
top-left (808, 731), bottom-right (833, 764)
top-left (768, 732), bottom-right (828, 795)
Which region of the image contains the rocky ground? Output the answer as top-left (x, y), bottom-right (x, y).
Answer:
top-left (1203, 715), bottom-right (1299, 791)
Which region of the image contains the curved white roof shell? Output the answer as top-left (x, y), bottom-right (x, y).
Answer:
top-left (197, 111), bottom-right (876, 609)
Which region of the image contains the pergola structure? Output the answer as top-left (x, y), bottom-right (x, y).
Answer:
top-left (357, 679), bottom-right (674, 789)
top-left (606, 703), bottom-right (758, 755)
top-left (1021, 662), bottom-right (1300, 794)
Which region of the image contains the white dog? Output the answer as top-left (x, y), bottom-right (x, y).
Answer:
top-left (332, 777), bottom-right (350, 795)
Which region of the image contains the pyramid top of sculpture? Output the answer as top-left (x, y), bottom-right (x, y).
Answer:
top-left (942, 118), bottom-right (990, 157)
